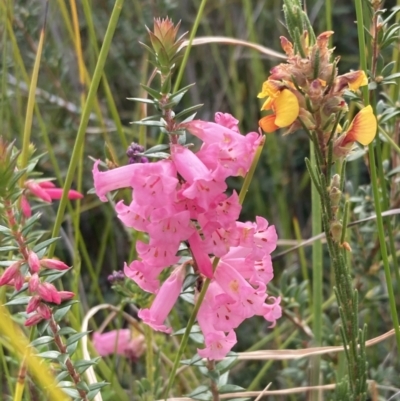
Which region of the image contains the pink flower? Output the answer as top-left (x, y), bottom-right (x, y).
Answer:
top-left (198, 330), bottom-right (237, 360)
top-left (188, 231), bottom-right (213, 278)
top-left (92, 160), bottom-right (141, 202)
top-left (136, 240), bottom-right (180, 268)
top-left (124, 260), bottom-right (162, 293)
top-left (25, 313), bottom-right (44, 327)
top-left (130, 161), bottom-right (178, 208)
top-left (115, 201), bottom-right (151, 232)
top-left (261, 296), bottom-right (282, 327)
top-left (138, 264), bottom-right (185, 333)
top-left (92, 329), bottom-right (145, 360)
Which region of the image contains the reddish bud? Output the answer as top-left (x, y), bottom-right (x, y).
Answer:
top-left (0, 261), bottom-right (22, 286)
top-left (28, 251), bottom-right (40, 273)
top-left (58, 291), bottom-right (75, 301)
top-left (40, 258), bottom-right (70, 271)
top-left (38, 282), bottom-right (61, 304)
top-left (28, 273), bottom-right (40, 293)
top-left (26, 295), bottom-right (41, 313)
top-left (24, 313), bottom-right (44, 327)
top-left (37, 303), bottom-right (52, 319)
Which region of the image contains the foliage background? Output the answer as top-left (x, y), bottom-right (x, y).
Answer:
top-left (1, 0), bottom-right (400, 399)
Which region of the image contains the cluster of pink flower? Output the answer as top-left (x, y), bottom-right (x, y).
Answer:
top-left (93, 113), bottom-right (281, 360)
top-left (0, 181), bottom-right (82, 326)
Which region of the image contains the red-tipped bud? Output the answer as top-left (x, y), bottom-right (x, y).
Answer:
top-left (28, 273), bottom-right (40, 293)
top-left (21, 195), bottom-right (32, 217)
top-left (37, 303), bottom-right (52, 319)
top-left (58, 291), bottom-right (75, 301)
top-left (40, 258), bottom-right (70, 271)
top-left (26, 295), bottom-right (41, 313)
top-left (13, 272), bottom-right (25, 291)
top-left (25, 313), bottom-right (44, 327)
top-left (38, 282), bottom-right (61, 304)
top-left (25, 180), bottom-right (52, 202)
top-left (0, 261), bottom-right (22, 286)
top-left (28, 251), bottom-right (40, 273)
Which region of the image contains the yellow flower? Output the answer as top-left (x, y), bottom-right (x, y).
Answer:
top-left (259, 89), bottom-right (300, 133)
top-left (333, 105), bottom-right (377, 158)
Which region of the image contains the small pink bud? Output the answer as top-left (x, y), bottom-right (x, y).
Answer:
top-left (21, 195), bottom-right (32, 217)
top-left (43, 188), bottom-right (83, 200)
top-left (28, 251), bottom-right (40, 273)
top-left (25, 313), bottom-right (44, 327)
top-left (37, 303), bottom-right (52, 319)
top-left (14, 272), bottom-right (25, 291)
top-left (0, 261), bottom-right (21, 286)
top-left (28, 273), bottom-right (40, 293)
top-left (58, 291), bottom-right (75, 301)
top-left (40, 258), bottom-right (70, 271)
top-left (25, 180), bottom-right (52, 202)
top-left (38, 282), bottom-right (61, 304)
top-left (26, 295), bottom-right (41, 313)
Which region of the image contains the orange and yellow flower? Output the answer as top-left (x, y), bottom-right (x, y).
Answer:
top-left (333, 105), bottom-right (377, 158)
top-left (257, 81), bottom-right (300, 133)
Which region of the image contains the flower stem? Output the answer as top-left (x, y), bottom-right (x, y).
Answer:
top-left (354, 0), bottom-right (400, 355)
top-left (48, 0), bottom-right (125, 257)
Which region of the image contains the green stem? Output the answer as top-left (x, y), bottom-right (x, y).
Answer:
top-left (354, 0), bottom-right (400, 355)
top-left (310, 141), bottom-right (322, 397)
top-left (172, 0), bottom-right (208, 93)
top-left (48, 0), bottom-right (125, 256)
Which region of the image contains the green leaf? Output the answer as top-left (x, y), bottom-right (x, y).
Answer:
top-left (74, 358), bottom-right (100, 374)
top-left (174, 104), bottom-right (204, 121)
top-left (143, 144), bottom-right (170, 154)
top-left (0, 246), bottom-right (19, 252)
top-left (67, 332), bottom-right (90, 346)
top-left (58, 327), bottom-right (77, 336)
top-left (5, 296), bottom-right (31, 306)
top-left (88, 382), bottom-right (108, 391)
top-left (215, 355), bottom-right (238, 373)
top-left (187, 385), bottom-right (212, 401)
top-left (30, 336), bottom-right (54, 348)
top-left (143, 152), bottom-right (170, 159)
top-left (126, 97), bottom-right (155, 104)
top-left (61, 388), bottom-right (81, 398)
top-left (36, 350), bottom-right (61, 360)
top-left (66, 341), bottom-right (79, 356)
top-left (0, 225), bottom-right (11, 233)
top-left (218, 384), bottom-right (245, 393)
top-left (130, 120), bottom-right (165, 127)
top-left (76, 381), bottom-right (90, 392)
top-left (140, 84), bottom-right (161, 100)
top-left (55, 371), bottom-right (70, 382)
top-left (32, 237), bottom-right (61, 253)
top-left (53, 305), bottom-right (72, 322)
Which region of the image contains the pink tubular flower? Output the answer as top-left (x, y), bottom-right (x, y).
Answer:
top-left (93, 160), bottom-right (142, 202)
top-left (124, 260), bottom-right (162, 293)
top-left (92, 329), bottom-right (145, 360)
top-left (25, 313), bottom-right (44, 327)
top-left (138, 264), bottom-right (185, 333)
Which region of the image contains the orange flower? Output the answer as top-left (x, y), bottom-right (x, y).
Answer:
top-left (333, 105), bottom-right (377, 158)
top-left (258, 88), bottom-right (300, 133)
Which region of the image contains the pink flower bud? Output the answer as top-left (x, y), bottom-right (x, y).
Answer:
top-left (21, 195), bottom-right (32, 217)
top-left (25, 180), bottom-right (52, 202)
top-left (24, 313), bottom-right (44, 327)
top-left (38, 282), bottom-right (61, 304)
top-left (37, 303), bottom-right (52, 319)
top-left (58, 291), bottom-right (75, 301)
top-left (0, 261), bottom-right (22, 286)
top-left (13, 272), bottom-right (25, 291)
top-left (40, 258), bottom-right (70, 271)
top-left (28, 251), bottom-right (40, 273)
top-left (26, 295), bottom-right (41, 313)
top-left (28, 273), bottom-right (40, 293)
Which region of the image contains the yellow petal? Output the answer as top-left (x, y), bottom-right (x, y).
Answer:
top-left (257, 80), bottom-right (281, 99)
top-left (348, 71), bottom-right (368, 91)
top-left (344, 105), bottom-right (377, 146)
top-left (261, 97), bottom-right (274, 111)
top-left (259, 115), bottom-right (279, 133)
top-left (274, 89), bottom-right (299, 127)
